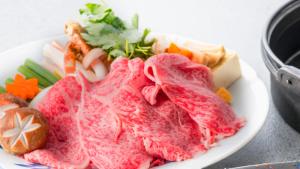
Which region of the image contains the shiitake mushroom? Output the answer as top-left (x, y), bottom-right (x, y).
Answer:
top-left (0, 94), bottom-right (48, 155)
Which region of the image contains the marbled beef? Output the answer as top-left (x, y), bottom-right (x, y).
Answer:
top-left (143, 54), bottom-right (245, 147)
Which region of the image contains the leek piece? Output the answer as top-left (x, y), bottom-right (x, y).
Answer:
top-left (25, 59), bottom-right (59, 84)
top-left (5, 78), bottom-right (13, 84)
top-left (0, 86), bottom-right (5, 93)
top-left (18, 65), bottom-right (51, 88)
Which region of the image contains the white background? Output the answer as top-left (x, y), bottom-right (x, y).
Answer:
top-left (1, 0), bottom-right (299, 168)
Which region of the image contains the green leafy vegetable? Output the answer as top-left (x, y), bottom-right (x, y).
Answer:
top-left (132, 14), bottom-right (139, 29)
top-left (80, 3), bottom-right (125, 30)
top-left (79, 3), bottom-right (155, 60)
top-left (80, 3), bottom-right (102, 15)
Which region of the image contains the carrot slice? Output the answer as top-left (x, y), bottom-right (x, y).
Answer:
top-left (180, 48), bottom-right (193, 59)
top-left (166, 43), bottom-right (193, 59)
top-left (216, 87), bottom-right (232, 104)
top-left (166, 43), bottom-right (181, 53)
top-left (6, 74), bottom-right (39, 100)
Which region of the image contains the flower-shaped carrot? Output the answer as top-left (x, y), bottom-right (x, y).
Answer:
top-left (6, 74), bottom-right (39, 100)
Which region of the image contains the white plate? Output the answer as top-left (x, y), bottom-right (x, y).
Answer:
top-left (0, 36), bottom-right (269, 169)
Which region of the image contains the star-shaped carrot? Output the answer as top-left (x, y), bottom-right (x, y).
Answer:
top-left (6, 74), bottom-right (39, 100)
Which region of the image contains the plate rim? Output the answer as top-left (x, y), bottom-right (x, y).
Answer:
top-left (203, 60), bottom-right (270, 168)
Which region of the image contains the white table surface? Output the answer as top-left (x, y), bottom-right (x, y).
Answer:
top-left (1, 0), bottom-right (299, 168)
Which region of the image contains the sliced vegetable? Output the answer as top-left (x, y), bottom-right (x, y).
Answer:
top-left (180, 48), bottom-right (193, 59)
top-left (166, 43), bottom-right (193, 59)
top-left (5, 78), bottom-right (13, 84)
top-left (166, 43), bottom-right (181, 53)
top-left (25, 59), bottom-right (60, 84)
top-left (216, 87), bottom-right (232, 104)
top-left (41, 59), bottom-right (64, 78)
top-left (53, 70), bottom-right (63, 80)
top-left (76, 61), bottom-right (103, 82)
top-left (51, 41), bottom-right (65, 52)
top-left (43, 43), bottom-right (65, 70)
top-left (6, 74), bottom-right (39, 100)
top-left (0, 86), bottom-right (6, 93)
top-left (91, 59), bottom-right (108, 80)
top-left (82, 48), bottom-right (106, 69)
top-left (18, 65), bottom-right (51, 88)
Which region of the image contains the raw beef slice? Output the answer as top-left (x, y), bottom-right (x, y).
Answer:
top-left (76, 58), bottom-right (153, 169)
top-left (24, 76), bottom-right (90, 169)
top-left (143, 54), bottom-right (245, 147)
top-left (85, 57), bottom-right (205, 162)
top-left (24, 53), bottom-right (244, 168)
top-left (114, 90), bottom-right (205, 161)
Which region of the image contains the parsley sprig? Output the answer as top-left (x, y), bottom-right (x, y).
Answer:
top-left (79, 3), bottom-right (155, 61)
